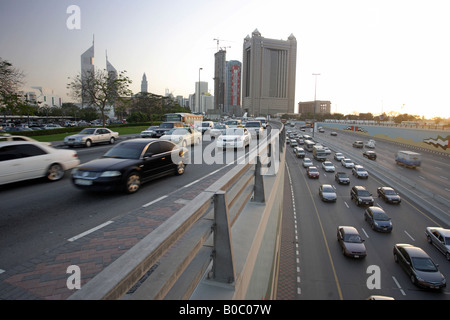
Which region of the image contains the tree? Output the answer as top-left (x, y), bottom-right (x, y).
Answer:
top-left (67, 69), bottom-right (132, 126)
top-left (0, 58), bottom-right (25, 115)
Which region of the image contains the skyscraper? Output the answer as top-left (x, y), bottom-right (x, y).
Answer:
top-left (226, 60), bottom-right (242, 116)
top-left (80, 37), bottom-right (94, 107)
top-left (141, 73), bottom-right (148, 93)
top-left (214, 49), bottom-right (227, 113)
top-left (242, 29), bottom-right (297, 116)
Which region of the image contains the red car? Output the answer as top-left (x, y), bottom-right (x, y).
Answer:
top-left (307, 166), bottom-right (320, 179)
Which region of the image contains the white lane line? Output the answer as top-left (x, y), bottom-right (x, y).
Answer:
top-left (68, 220), bottom-right (114, 242)
top-left (361, 228), bottom-right (369, 239)
top-left (404, 230), bottom-right (416, 241)
top-left (392, 276), bottom-right (406, 296)
top-left (183, 179), bottom-right (200, 188)
top-left (344, 201), bottom-right (349, 208)
top-left (142, 195), bottom-right (168, 208)
top-left (0, 269), bottom-right (5, 274)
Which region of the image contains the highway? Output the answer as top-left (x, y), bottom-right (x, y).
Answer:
top-left (285, 126), bottom-right (450, 300)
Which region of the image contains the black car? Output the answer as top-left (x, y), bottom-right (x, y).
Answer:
top-left (71, 139), bottom-right (188, 194)
top-left (377, 186), bottom-right (401, 204)
top-left (364, 206), bottom-right (393, 232)
top-left (154, 122), bottom-right (184, 137)
top-left (363, 150), bottom-right (377, 160)
top-left (393, 244), bottom-right (446, 290)
top-left (335, 172), bottom-right (350, 185)
top-left (350, 186), bottom-right (374, 206)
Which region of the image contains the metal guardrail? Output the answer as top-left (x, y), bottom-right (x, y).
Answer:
top-left (69, 124), bottom-right (285, 300)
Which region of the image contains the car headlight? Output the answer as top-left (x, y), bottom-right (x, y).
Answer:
top-left (100, 171), bottom-right (121, 177)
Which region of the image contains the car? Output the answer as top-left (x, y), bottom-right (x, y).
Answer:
top-left (323, 147), bottom-right (331, 155)
top-left (216, 128), bottom-right (251, 150)
top-left (244, 121), bottom-right (263, 138)
top-left (425, 227), bottom-right (450, 261)
top-left (341, 158), bottom-right (354, 168)
top-left (353, 141), bottom-right (364, 148)
top-left (393, 244), bottom-right (446, 290)
top-left (43, 123), bottom-right (63, 130)
top-left (0, 134), bottom-right (51, 146)
top-left (296, 138), bottom-right (304, 145)
top-left (71, 139), bottom-right (188, 194)
top-left (364, 206), bottom-right (392, 232)
top-left (153, 121), bottom-right (184, 137)
top-left (352, 165), bottom-right (369, 179)
top-left (302, 157), bottom-right (313, 168)
top-left (0, 141), bottom-right (79, 185)
top-left (319, 184), bottom-right (337, 202)
top-left (330, 132), bottom-right (338, 136)
top-left (140, 126), bottom-right (159, 138)
top-left (334, 153), bottom-right (345, 161)
top-left (294, 147), bottom-right (305, 158)
top-left (209, 124), bottom-right (228, 138)
top-left (64, 128), bottom-right (119, 147)
top-left (160, 127), bottom-right (201, 147)
top-left (290, 139), bottom-right (298, 147)
top-left (351, 186), bottom-right (374, 206)
top-left (197, 121), bottom-right (214, 135)
top-left (363, 150), bottom-right (377, 160)
top-left (307, 166), bottom-right (320, 179)
top-left (337, 226), bottom-right (366, 258)
top-left (377, 186), bottom-right (401, 204)
top-left (322, 161), bottom-right (335, 172)
top-left (335, 172), bottom-right (350, 185)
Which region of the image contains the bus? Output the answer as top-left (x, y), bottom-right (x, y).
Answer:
top-left (164, 113), bottom-right (203, 126)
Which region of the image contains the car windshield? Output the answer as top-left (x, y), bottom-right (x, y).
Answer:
top-left (384, 189), bottom-right (396, 195)
top-left (214, 125), bottom-right (226, 129)
top-left (322, 186), bottom-right (334, 193)
top-left (309, 168), bottom-right (318, 172)
top-left (79, 128), bottom-right (96, 134)
top-left (444, 237), bottom-right (450, 245)
top-left (245, 122), bottom-right (260, 127)
top-left (337, 173), bottom-right (347, 177)
top-left (358, 190), bottom-right (371, 197)
top-left (160, 123), bottom-right (175, 128)
top-left (103, 143), bottom-right (144, 159)
top-left (225, 128), bottom-right (244, 135)
top-left (344, 234), bottom-right (363, 243)
top-left (201, 122), bottom-right (211, 127)
top-left (411, 257), bottom-right (438, 272)
top-left (357, 168), bottom-right (365, 171)
top-left (324, 162), bottom-right (332, 166)
top-left (373, 210), bottom-right (389, 220)
top-left (165, 128), bottom-right (187, 135)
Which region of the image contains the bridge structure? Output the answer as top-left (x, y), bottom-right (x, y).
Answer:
top-left (68, 123), bottom-right (287, 300)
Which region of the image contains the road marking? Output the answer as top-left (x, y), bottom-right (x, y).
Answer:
top-left (440, 175), bottom-right (448, 180)
top-left (361, 228), bottom-right (369, 238)
top-left (142, 195), bottom-right (168, 208)
top-left (0, 269), bottom-right (5, 274)
top-left (183, 179), bottom-right (200, 188)
top-left (344, 201), bottom-right (349, 208)
top-left (68, 220), bottom-right (114, 242)
top-left (418, 175), bottom-right (426, 180)
top-left (392, 276), bottom-right (406, 296)
top-left (404, 230), bottom-right (415, 241)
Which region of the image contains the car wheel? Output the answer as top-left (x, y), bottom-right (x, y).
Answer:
top-left (85, 139), bottom-right (92, 148)
top-left (124, 172), bottom-right (141, 194)
top-left (446, 252), bottom-right (450, 261)
top-left (109, 137), bottom-right (115, 144)
top-left (46, 163), bottom-right (65, 181)
top-left (426, 235), bottom-right (432, 244)
top-left (175, 162), bottom-right (185, 176)
top-left (393, 252), bottom-right (399, 263)
top-left (410, 275), bottom-right (416, 285)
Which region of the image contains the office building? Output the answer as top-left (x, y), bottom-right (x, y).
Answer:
top-left (80, 37), bottom-right (95, 107)
top-left (242, 29), bottom-right (297, 116)
top-left (298, 101), bottom-right (331, 115)
top-left (141, 73), bottom-right (148, 93)
top-left (226, 60), bottom-right (242, 116)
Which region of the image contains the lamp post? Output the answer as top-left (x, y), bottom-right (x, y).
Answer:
top-left (312, 73), bottom-right (320, 137)
top-left (198, 68), bottom-right (203, 114)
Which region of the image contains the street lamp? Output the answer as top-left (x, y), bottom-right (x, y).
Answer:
top-left (198, 68), bottom-right (203, 113)
top-left (312, 73), bottom-right (320, 137)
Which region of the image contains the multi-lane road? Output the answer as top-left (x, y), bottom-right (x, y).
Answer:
top-left (285, 126), bottom-right (450, 300)
top-left (1, 123), bottom-right (449, 300)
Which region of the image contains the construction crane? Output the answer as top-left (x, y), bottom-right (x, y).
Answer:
top-left (213, 38), bottom-right (232, 52)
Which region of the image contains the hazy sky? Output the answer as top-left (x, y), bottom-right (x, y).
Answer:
top-left (1, 0), bottom-right (449, 119)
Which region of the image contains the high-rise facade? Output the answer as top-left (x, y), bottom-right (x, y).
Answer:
top-left (80, 38), bottom-right (94, 107)
top-left (141, 73), bottom-right (148, 93)
top-left (214, 49), bottom-right (227, 113)
top-left (226, 60), bottom-right (242, 116)
top-left (242, 29), bottom-right (297, 116)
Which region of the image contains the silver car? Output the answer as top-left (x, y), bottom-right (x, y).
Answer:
top-left (319, 184), bottom-right (337, 202)
top-left (426, 227), bottom-right (450, 260)
top-left (64, 128), bottom-right (119, 147)
top-left (337, 226), bottom-right (366, 258)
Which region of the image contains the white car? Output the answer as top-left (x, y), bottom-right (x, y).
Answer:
top-left (244, 121), bottom-right (263, 138)
top-left (334, 153), bottom-right (345, 161)
top-left (352, 165), bottom-right (369, 178)
top-left (0, 134), bottom-right (51, 146)
top-left (0, 141), bottom-right (80, 185)
top-left (341, 158), bottom-right (355, 168)
top-left (302, 157), bottom-right (313, 168)
top-left (160, 127), bottom-right (201, 147)
top-left (322, 161), bottom-right (335, 172)
top-left (216, 128), bottom-right (251, 150)
top-left (64, 128), bottom-right (119, 147)
top-left (209, 124), bottom-right (229, 138)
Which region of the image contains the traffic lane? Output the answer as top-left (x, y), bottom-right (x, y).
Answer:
top-left (290, 150), bottom-right (450, 299)
top-left (286, 152), bottom-right (343, 300)
top-left (321, 131), bottom-right (450, 193)
top-left (318, 133), bottom-right (449, 207)
top-left (0, 141), bottom-right (237, 270)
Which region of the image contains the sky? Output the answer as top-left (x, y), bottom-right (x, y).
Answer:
top-left (1, 0), bottom-right (449, 119)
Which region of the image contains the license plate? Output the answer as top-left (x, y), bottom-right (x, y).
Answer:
top-left (75, 179), bottom-right (92, 186)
